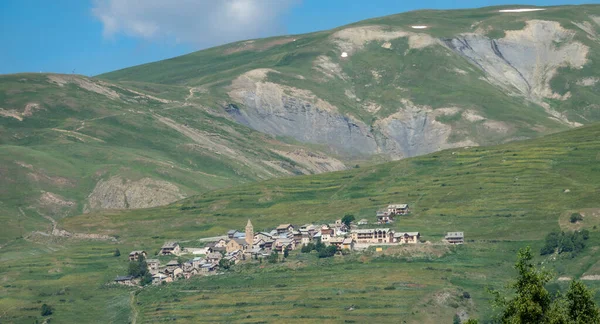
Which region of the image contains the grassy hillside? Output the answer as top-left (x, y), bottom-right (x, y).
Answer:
top-left (0, 73), bottom-right (346, 246)
top-left (100, 5), bottom-right (600, 152)
top-left (1, 122), bottom-right (598, 323)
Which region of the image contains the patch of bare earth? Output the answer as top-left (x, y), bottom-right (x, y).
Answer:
top-left (48, 75), bottom-right (120, 100)
top-left (270, 149), bottom-right (346, 174)
top-left (331, 25), bottom-right (440, 54)
top-left (224, 37), bottom-right (295, 55)
top-left (0, 102), bottom-right (44, 121)
top-left (314, 55), bottom-right (349, 81)
top-left (85, 176), bottom-right (185, 212)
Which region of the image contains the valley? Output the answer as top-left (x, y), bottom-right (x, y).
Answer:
top-left (1, 4), bottom-right (600, 323)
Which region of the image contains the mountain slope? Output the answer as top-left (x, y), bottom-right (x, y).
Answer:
top-left (101, 4), bottom-right (600, 159)
top-left (2, 122), bottom-right (599, 322)
top-left (0, 73), bottom-right (345, 245)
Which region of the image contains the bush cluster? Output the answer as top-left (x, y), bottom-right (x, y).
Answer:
top-left (301, 241), bottom-right (338, 258)
top-left (540, 230), bottom-right (589, 256)
top-left (128, 256), bottom-right (152, 285)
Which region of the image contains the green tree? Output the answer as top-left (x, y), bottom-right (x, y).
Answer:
top-left (487, 246), bottom-right (600, 324)
top-left (283, 246), bottom-right (290, 258)
top-left (342, 214), bottom-right (355, 227)
top-left (491, 247), bottom-right (552, 323)
top-left (318, 245), bottom-right (338, 258)
top-left (570, 213), bottom-right (583, 223)
top-left (268, 251), bottom-right (278, 264)
top-left (41, 303), bottom-right (53, 316)
top-left (128, 255), bottom-right (149, 278)
top-left (219, 258), bottom-right (231, 270)
top-left (566, 280), bottom-right (600, 323)
top-left (453, 314), bottom-right (461, 324)
top-left (113, 248), bottom-right (120, 257)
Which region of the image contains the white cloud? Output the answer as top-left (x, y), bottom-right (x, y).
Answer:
top-left (92, 0), bottom-right (298, 46)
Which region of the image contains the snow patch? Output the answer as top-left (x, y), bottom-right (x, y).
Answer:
top-left (411, 25), bottom-right (428, 29)
top-left (498, 8), bottom-right (546, 13)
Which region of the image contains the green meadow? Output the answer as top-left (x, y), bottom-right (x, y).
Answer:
top-left (1, 122), bottom-right (598, 323)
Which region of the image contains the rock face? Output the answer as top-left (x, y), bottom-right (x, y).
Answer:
top-left (228, 70), bottom-right (475, 159)
top-left (228, 69), bottom-right (379, 157)
top-left (444, 20), bottom-right (588, 124)
top-left (85, 176), bottom-right (185, 212)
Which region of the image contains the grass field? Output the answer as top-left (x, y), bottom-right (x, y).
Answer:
top-left (1, 123), bottom-right (599, 323)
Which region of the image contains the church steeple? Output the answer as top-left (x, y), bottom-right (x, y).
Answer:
top-left (245, 219), bottom-right (253, 246)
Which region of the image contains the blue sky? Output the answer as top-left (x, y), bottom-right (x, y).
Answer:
top-left (0, 0), bottom-right (594, 76)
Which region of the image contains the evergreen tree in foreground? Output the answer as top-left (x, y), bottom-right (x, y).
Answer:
top-left (483, 246), bottom-right (600, 324)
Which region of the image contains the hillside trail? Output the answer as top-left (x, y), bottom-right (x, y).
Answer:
top-left (129, 291), bottom-right (139, 324)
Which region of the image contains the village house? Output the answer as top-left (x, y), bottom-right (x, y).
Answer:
top-left (341, 238), bottom-right (354, 250)
top-left (160, 242), bottom-right (181, 255)
top-left (376, 211), bottom-right (394, 224)
top-left (394, 232), bottom-right (420, 244)
top-left (172, 267), bottom-right (184, 279)
top-left (201, 263), bottom-right (217, 274)
top-left (357, 219), bottom-right (369, 225)
top-left (207, 252), bottom-right (223, 264)
top-left (351, 228), bottom-right (395, 244)
top-left (114, 275), bottom-right (136, 286)
top-left (227, 230), bottom-right (239, 239)
top-left (275, 238), bottom-right (295, 253)
top-left (192, 257), bottom-right (204, 268)
top-left (387, 204), bottom-right (410, 215)
top-left (215, 238), bottom-right (228, 248)
top-left (300, 231), bottom-right (312, 245)
top-left (182, 261), bottom-right (194, 272)
top-left (292, 230), bottom-right (303, 244)
top-left (128, 250), bottom-right (147, 261)
top-left (226, 238), bottom-right (250, 253)
top-left (146, 259), bottom-right (160, 273)
top-left (254, 232), bottom-right (273, 242)
top-left (328, 237), bottom-right (345, 249)
top-left (165, 260), bottom-right (180, 272)
top-left (276, 224), bottom-right (294, 234)
top-left (152, 273), bottom-right (168, 285)
top-left (445, 232), bottom-right (464, 244)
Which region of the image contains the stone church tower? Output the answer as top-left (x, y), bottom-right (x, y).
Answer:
top-left (245, 219), bottom-right (254, 246)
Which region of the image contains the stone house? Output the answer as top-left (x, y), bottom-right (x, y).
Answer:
top-left (160, 242), bottom-right (181, 255)
top-left (376, 211), bottom-right (394, 224)
top-left (341, 238), bottom-right (354, 250)
top-left (207, 252), bottom-right (222, 264)
top-left (226, 238), bottom-right (250, 253)
top-left (394, 232), bottom-right (420, 244)
top-left (146, 259), bottom-right (160, 273)
top-left (152, 273), bottom-right (167, 285)
top-left (165, 260), bottom-right (180, 272)
top-left (445, 232), bottom-right (464, 244)
top-left (351, 228), bottom-right (394, 244)
top-left (276, 224), bottom-right (294, 234)
top-left (128, 250), bottom-right (147, 261)
top-left (387, 204), bottom-right (410, 215)
top-left (201, 263), bottom-right (217, 274)
top-left (357, 219), bottom-right (369, 225)
top-left (115, 275), bottom-right (136, 286)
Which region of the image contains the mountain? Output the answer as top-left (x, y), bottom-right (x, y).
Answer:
top-left (3, 120), bottom-right (599, 322)
top-left (101, 4), bottom-right (600, 159)
top-left (0, 73), bottom-right (345, 244)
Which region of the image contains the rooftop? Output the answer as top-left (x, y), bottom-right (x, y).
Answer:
top-left (161, 242), bottom-right (179, 249)
top-left (446, 232), bottom-right (464, 238)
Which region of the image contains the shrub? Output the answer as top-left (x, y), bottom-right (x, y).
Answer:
top-left (113, 248), bottom-right (120, 257)
top-left (41, 304), bottom-right (53, 316)
top-left (570, 213), bottom-right (583, 223)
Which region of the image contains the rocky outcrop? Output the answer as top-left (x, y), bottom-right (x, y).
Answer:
top-left (227, 70), bottom-right (479, 159)
top-left (228, 69), bottom-right (379, 157)
top-left (444, 20), bottom-right (588, 125)
top-left (85, 176), bottom-right (185, 212)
